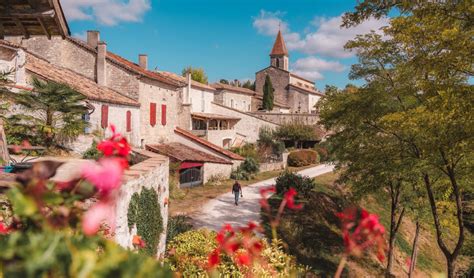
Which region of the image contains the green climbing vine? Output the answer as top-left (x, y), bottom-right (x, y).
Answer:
top-left (127, 187), bottom-right (163, 256)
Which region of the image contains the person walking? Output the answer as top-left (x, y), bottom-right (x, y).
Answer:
top-left (232, 180), bottom-right (243, 206)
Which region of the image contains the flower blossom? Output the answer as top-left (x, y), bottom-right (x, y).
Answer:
top-left (283, 187), bottom-right (303, 210)
top-left (81, 158), bottom-right (124, 197)
top-left (0, 222), bottom-right (10, 235)
top-left (336, 207), bottom-right (387, 262)
top-left (82, 201), bottom-right (115, 236)
top-left (132, 235), bottom-right (146, 249)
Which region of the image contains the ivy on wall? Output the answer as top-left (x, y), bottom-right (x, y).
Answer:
top-left (127, 187), bottom-right (163, 256)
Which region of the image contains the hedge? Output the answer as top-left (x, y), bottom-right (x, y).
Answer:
top-left (287, 150), bottom-right (319, 167)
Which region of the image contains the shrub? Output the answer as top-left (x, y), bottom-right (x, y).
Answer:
top-left (82, 141), bottom-right (103, 160)
top-left (275, 171), bottom-right (316, 197)
top-left (287, 150), bottom-right (319, 167)
top-left (166, 229), bottom-right (305, 277)
top-left (128, 187), bottom-right (163, 257)
top-left (166, 215), bottom-right (193, 243)
top-left (230, 167), bottom-right (251, 181)
top-left (240, 157), bottom-right (259, 174)
top-left (230, 143), bottom-right (258, 160)
top-left (313, 145), bottom-right (329, 162)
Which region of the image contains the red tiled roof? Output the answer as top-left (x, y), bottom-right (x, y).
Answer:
top-left (175, 127), bottom-right (244, 161)
top-left (211, 83), bottom-right (256, 96)
top-left (270, 30), bottom-right (288, 56)
top-left (159, 71), bottom-right (215, 91)
top-left (288, 83), bottom-right (325, 97)
top-left (106, 52), bottom-right (184, 87)
top-left (290, 73), bottom-right (316, 84)
top-left (146, 143), bottom-right (232, 164)
top-left (65, 37), bottom-right (184, 88)
top-left (24, 53), bottom-right (139, 107)
top-left (191, 112), bottom-right (240, 121)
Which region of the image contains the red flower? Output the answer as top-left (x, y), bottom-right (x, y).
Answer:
top-left (337, 207), bottom-right (387, 262)
top-left (208, 249), bottom-right (220, 268)
top-left (132, 235), bottom-right (146, 249)
top-left (96, 125), bottom-right (131, 159)
top-left (236, 252), bottom-right (251, 266)
top-left (284, 187), bottom-right (303, 210)
top-left (259, 186), bottom-right (276, 210)
top-left (0, 222), bottom-right (10, 235)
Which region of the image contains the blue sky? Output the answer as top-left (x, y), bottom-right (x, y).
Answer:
top-left (62, 0), bottom-right (389, 90)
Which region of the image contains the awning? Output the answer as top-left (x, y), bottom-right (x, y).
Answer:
top-left (179, 162), bottom-right (204, 170)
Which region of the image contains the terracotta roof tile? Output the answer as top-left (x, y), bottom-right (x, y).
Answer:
top-left (175, 127), bottom-right (244, 161)
top-left (24, 53), bottom-right (139, 107)
top-left (159, 71), bottom-right (215, 91)
top-left (288, 83), bottom-right (325, 97)
top-left (106, 52), bottom-right (184, 87)
top-left (146, 143), bottom-right (232, 164)
top-left (211, 83), bottom-right (256, 96)
top-left (270, 30), bottom-right (288, 56)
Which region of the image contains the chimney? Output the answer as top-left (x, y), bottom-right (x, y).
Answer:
top-left (87, 30), bottom-right (100, 49)
top-left (138, 54), bottom-right (148, 70)
top-left (185, 71), bottom-right (192, 103)
top-left (96, 41), bottom-right (107, 86)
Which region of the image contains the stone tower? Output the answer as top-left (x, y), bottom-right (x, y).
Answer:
top-left (270, 30), bottom-right (289, 71)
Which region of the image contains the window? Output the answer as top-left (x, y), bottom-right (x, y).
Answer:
top-left (161, 104), bottom-right (167, 126)
top-left (126, 111), bottom-right (132, 132)
top-left (243, 101), bottom-right (246, 111)
top-left (230, 99), bottom-right (234, 108)
top-left (150, 103), bottom-right (157, 126)
top-left (101, 105), bottom-right (109, 129)
top-left (276, 58), bottom-right (280, 68)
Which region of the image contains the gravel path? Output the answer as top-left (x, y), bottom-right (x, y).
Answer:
top-left (192, 164), bottom-right (335, 231)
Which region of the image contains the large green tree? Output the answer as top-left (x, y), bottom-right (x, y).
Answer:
top-left (320, 1), bottom-right (473, 276)
top-left (181, 66), bottom-right (208, 84)
top-left (4, 78), bottom-right (89, 148)
top-left (262, 75), bottom-right (274, 111)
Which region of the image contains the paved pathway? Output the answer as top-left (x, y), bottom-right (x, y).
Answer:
top-left (192, 164), bottom-right (335, 231)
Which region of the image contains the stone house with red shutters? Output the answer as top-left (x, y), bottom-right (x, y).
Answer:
top-left (0, 40), bottom-right (141, 153)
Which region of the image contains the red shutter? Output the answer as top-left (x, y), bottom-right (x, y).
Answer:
top-left (101, 105), bottom-right (109, 128)
top-left (150, 103), bottom-right (156, 126)
top-left (161, 104), bottom-right (167, 126)
top-left (126, 111), bottom-right (132, 132)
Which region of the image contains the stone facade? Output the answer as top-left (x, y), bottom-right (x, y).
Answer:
top-left (138, 79), bottom-right (181, 146)
top-left (203, 162), bottom-right (233, 183)
top-left (255, 66), bottom-right (290, 105)
top-left (115, 150), bottom-right (169, 258)
top-left (250, 112), bottom-right (320, 126)
top-left (214, 90), bottom-right (253, 112)
top-left (210, 102), bottom-right (278, 143)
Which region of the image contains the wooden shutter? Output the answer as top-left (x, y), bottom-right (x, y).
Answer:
top-left (161, 104), bottom-right (167, 126)
top-left (150, 103), bottom-right (156, 126)
top-left (101, 105), bottom-right (109, 128)
top-left (126, 111), bottom-right (132, 132)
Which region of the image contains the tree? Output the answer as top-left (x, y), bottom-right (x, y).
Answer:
top-left (219, 79), bottom-right (229, 84)
top-left (320, 2), bottom-right (473, 276)
top-left (262, 75), bottom-right (274, 111)
top-left (4, 78), bottom-right (89, 148)
top-left (181, 66), bottom-right (208, 84)
top-left (242, 80), bottom-right (255, 91)
top-left (274, 122), bottom-right (316, 148)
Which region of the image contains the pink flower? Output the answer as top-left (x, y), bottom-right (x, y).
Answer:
top-left (132, 235), bottom-right (146, 249)
top-left (81, 158), bottom-right (124, 197)
top-left (0, 222), bottom-right (10, 235)
top-left (284, 187), bottom-right (303, 210)
top-left (82, 201), bottom-right (115, 236)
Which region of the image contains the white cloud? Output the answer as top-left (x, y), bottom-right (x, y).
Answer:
top-left (291, 56), bottom-right (346, 80)
top-left (252, 11), bottom-right (389, 59)
top-left (294, 15), bottom-right (389, 58)
top-left (61, 0), bottom-right (151, 26)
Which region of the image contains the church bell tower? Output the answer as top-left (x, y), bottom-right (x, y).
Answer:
top-left (270, 30), bottom-right (289, 71)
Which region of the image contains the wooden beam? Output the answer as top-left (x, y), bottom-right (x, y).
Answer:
top-left (27, 0), bottom-right (42, 10)
top-left (13, 18), bottom-right (29, 39)
top-left (37, 17), bottom-right (50, 39)
top-left (0, 21), bottom-right (4, 39)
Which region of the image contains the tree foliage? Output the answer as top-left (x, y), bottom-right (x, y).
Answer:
top-left (182, 66), bottom-right (208, 84)
top-left (320, 1), bottom-right (473, 276)
top-left (274, 122), bottom-right (317, 148)
top-left (2, 78), bottom-right (89, 148)
top-left (262, 75), bottom-right (274, 111)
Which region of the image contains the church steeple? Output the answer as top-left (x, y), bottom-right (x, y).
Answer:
top-left (270, 30), bottom-right (289, 71)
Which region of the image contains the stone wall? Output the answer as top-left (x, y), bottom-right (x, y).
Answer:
top-left (210, 102), bottom-right (279, 143)
top-left (259, 152), bottom-right (289, 172)
top-left (203, 162), bottom-right (233, 183)
top-left (288, 88), bottom-right (310, 113)
top-left (105, 60), bottom-right (140, 100)
top-left (255, 67), bottom-right (290, 106)
top-left (139, 79), bottom-right (181, 146)
top-left (221, 91), bottom-right (253, 112)
top-left (18, 37), bottom-right (97, 81)
top-left (205, 129), bottom-right (237, 148)
top-left (250, 112), bottom-right (320, 126)
top-left (114, 150), bottom-right (169, 258)
top-left (189, 87), bottom-right (214, 113)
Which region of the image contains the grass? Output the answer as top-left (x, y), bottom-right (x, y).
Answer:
top-left (168, 164), bottom-right (318, 216)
